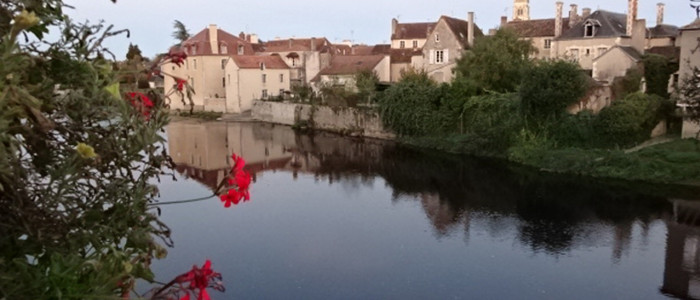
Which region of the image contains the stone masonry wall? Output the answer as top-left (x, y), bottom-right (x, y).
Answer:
top-left (252, 101), bottom-right (395, 139)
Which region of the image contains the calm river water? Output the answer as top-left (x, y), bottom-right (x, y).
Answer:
top-left (151, 120), bottom-right (700, 299)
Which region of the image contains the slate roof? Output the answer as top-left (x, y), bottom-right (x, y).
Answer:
top-left (392, 21), bottom-right (437, 40)
top-left (618, 46), bottom-right (642, 61)
top-left (439, 15), bottom-right (484, 47)
top-left (681, 18), bottom-right (700, 31)
top-left (346, 44), bottom-right (391, 56)
top-left (505, 17), bottom-right (571, 37)
top-left (647, 46), bottom-right (681, 63)
top-left (231, 55), bottom-right (289, 69)
top-left (317, 55), bottom-right (385, 76)
top-left (558, 10), bottom-right (628, 40)
top-left (182, 27), bottom-right (255, 55)
top-left (648, 24), bottom-right (679, 38)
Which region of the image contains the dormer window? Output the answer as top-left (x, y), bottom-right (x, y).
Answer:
top-left (260, 62), bottom-right (265, 70)
top-left (583, 20), bottom-right (601, 38)
top-left (192, 44), bottom-right (197, 55)
top-left (237, 44), bottom-right (244, 55)
top-left (220, 43), bottom-right (228, 54)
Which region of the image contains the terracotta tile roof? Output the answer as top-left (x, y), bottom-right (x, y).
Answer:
top-left (648, 24), bottom-right (679, 38)
top-left (182, 27), bottom-right (255, 56)
top-left (343, 44), bottom-right (391, 56)
top-left (231, 55), bottom-right (290, 69)
top-left (681, 18), bottom-right (700, 30)
top-left (558, 10), bottom-right (628, 40)
top-left (439, 15), bottom-right (484, 47)
top-left (317, 55), bottom-right (386, 76)
top-left (506, 18), bottom-right (571, 37)
top-left (260, 38), bottom-right (332, 52)
top-left (392, 21), bottom-right (437, 40)
top-left (390, 48), bottom-right (422, 63)
top-left (647, 46), bottom-right (681, 62)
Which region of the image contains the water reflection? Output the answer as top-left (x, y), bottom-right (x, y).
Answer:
top-left (165, 120), bottom-right (700, 299)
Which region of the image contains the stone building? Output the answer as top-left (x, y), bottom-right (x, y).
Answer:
top-left (421, 14), bottom-right (482, 83)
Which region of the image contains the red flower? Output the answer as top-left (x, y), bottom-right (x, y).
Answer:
top-left (176, 260), bottom-right (224, 300)
top-left (167, 48), bottom-right (188, 67)
top-left (175, 78), bottom-right (187, 92)
top-left (218, 153), bottom-right (252, 207)
top-left (125, 92), bottom-right (154, 119)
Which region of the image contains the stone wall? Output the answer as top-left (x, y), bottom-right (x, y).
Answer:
top-left (252, 101), bottom-right (395, 139)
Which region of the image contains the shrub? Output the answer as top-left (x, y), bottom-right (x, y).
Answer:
top-left (594, 92), bottom-right (668, 148)
top-left (642, 54), bottom-right (675, 99)
top-left (519, 59), bottom-right (589, 124)
top-left (460, 93), bottom-right (523, 154)
top-left (378, 70), bottom-right (445, 136)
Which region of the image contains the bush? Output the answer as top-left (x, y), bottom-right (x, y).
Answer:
top-left (459, 93), bottom-right (523, 154)
top-left (519, 59), bottom-right (589, 124)
top-left (378, 70), bottom-right (445, 136)
top-left (594, 92), bottom-right (668, 148)
top-left (643, 54), bottom-right (676, 99)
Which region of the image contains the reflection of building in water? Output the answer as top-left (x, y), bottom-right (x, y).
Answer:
top-left (167, 121), bottom-right (318, 191)
top-left (662, 199), bottom-right (700, 300)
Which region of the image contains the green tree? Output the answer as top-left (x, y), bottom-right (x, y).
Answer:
top-left (126, 42), bottom-right (142, 61)
top-left (354, 69), bottom-right (379, 104)
top-left (378, 70), bottom-right (445, 136)
top-left (453, 28), bottom-right (536, 93)
top-left (643, 54), bottom-right (675, 99)
top-left (519, 59), bottom-right (589, 124)
top-left (172, 20), bottom-right (190, 46)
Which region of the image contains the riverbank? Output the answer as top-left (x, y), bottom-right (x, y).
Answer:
top-left (402, 134), bottom-right (700, 188)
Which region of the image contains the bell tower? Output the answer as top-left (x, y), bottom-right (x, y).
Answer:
top-left (513, 0), bottom-right (530, 21)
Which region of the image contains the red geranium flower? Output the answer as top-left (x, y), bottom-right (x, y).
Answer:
top-left (175, 78), bottom-right (187, 92)
top-left (218, 153), bottom-right (252, 207)
top-left (125, 92), bottom-right (154, 119)
top-left (176, 260), bottom-right (224, 300)
top-left (167, 48), bottom-right (188, 67)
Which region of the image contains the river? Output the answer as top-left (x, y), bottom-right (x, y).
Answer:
top-left (149, 120), bottom-right (700, 299)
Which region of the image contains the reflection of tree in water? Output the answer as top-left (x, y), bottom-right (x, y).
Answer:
top-left (293, 134), bottom-right (676, 256)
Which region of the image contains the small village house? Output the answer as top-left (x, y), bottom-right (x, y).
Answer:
top-left (312, 55), bottom-right (390, 92)
top-left (389, 19), bottom-right (435, 82)
top-left (421, 13), bottom-right (483, 83)
top-left (224, 55), bottom-right (291, 113)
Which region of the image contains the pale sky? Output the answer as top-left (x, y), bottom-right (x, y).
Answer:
top-left (64, 0), bottom-right (697, 59)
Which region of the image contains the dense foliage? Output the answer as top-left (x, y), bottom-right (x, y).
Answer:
top-left (453, 28), bottom-right (536, 94)
top-left (642, 54), bottom-right (676, 99)
top-left (519, 59), bottom-right (589, 124)
top-left (378, 70), bottom-right (445, 136)
top-left (594, 92), bottom-right (670, 147)
top-left (0, 1), bottom-right (196, 298)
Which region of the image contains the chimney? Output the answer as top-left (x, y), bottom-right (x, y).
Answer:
top-left (555, 2), bottom-right (564, 38)
top-left (208, 24), bottom-right (218, 54)
top-left (467, 12), bottom-right (475, 47)
top-left (627, 0), bottom-right (638, 36)
top-left (239, 32), bottom-right (245, 39)
top-left (500, 16), bottom-right (508, 27)
top-left (582, 8), bottom-right (591, 18)
top-left (392, 18), bottom-right (398, 35)
top-left (250, 34), bottom-right (259, 44)
top-left (311, 37), bottom-right (316, 51)
top-left (245, 34), bottom-right (250, 42)
top-left (569, 4), bottom-right (579, 27)
top-left (657, 2), bottom-right (665, 25)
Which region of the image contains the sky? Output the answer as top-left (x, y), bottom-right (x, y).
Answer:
top-left (63, 0), bottom-right (698, 59)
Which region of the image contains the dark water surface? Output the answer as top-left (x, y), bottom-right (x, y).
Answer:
top-left (151, 120), bottom-right (700, 299)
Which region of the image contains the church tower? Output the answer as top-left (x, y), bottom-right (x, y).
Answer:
top-left (513, 0), bottom-right (530, 20)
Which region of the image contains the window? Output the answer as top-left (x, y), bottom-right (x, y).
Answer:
top-left (291, 58), bottom-right (297, 67)
top-left (517, 8), bottom-right (523, 16)
top-left (192, 45), bottom-right (197, 55)
top-left (435, 50), bottom-right (448, 64)
top-left (262, 74), bottom-right (267, 83)
top-left (544, 39), bottom-right (552, 49)
top-left (190, 78), bottom-right (194, 89)
top-left (186, 59), bottom-right (189, 70)
top-left (584, 24), bottom-right (594, 37)
top-left (261, 89), bottom-right (268, 99)
top-left (585, 48), bottom-right (591, 56)
top-left (222, 77), bottom-right (225, 88)
top-left (279, 74), bottom-right (284, 83)
top-left (237, 45), bottom-right (244, 55)
top-left (413, 40), bottom-right (418, 48)
top-left (435, 34), bottom-right (440, 42)
top-left (597, 47), bottom-right (608, 56)
top-left (279, 88), bottom-right (285, 96)
top-left (221, 44), bottom-right (228, 54)
top-left (260, 63), bottom-right (265, 70)
top-left (193, 59), bottom-right (197, 69)
top-left (228, 74), bottom-right (231, 85)
top-left (221, 59), bottom-right (226, 69)
top-left (400, 41), bottom-right (405, 49)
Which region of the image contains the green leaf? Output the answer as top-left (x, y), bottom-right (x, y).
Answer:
top-left (104, 83), bottom-right (121, 100)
